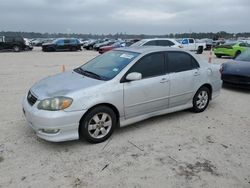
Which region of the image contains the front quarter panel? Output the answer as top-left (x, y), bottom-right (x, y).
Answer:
top-left (64, 80), bottom-right (124, 118)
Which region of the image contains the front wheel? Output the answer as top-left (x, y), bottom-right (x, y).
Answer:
top-left (80, 106), bottom-right (117, 143)
top-left (234, 51), bottom-right (241, 58)
top-left (191, 86), bottom-right (210, 113)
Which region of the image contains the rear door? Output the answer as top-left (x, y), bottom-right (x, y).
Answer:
top-left (166, 51), bottom-right (201, 108)
top-left (123, 52), bottom-right (170, 118)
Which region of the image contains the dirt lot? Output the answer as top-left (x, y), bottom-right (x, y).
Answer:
top-left (0, 48), bottom-right (249, 188)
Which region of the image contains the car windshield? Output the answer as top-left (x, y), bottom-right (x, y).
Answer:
top-left (78, 50), bottom-right (139, 80)
top-left (235, 49), bottom-right (250, 62)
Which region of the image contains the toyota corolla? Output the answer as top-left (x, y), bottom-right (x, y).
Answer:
top-left (22, 47), bottom-right (222, 143)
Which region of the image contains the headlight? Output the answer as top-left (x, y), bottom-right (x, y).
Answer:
top-left (37, 97), bottom-right (73, 111)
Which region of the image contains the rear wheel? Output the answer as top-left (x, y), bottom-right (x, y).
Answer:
top-left (80, 106), bottom-right (117, 143)
top-left (13, 45), bottom-right (20, 52)
top-left (191, 86), bottom-right (210, 113)
top-left (234, 51), bottom-right (241, 58)
top-left (197, 46), bottom-right (203, 54)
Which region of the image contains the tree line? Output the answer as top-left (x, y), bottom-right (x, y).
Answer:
top-left (1, 31), bottom-right (250, 40)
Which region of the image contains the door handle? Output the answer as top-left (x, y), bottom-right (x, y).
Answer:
top-left (194, 71), bottom-right (200, 76)
top-left (160, 78), bottom-right (169, 83)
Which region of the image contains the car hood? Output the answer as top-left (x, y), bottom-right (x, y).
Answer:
top-left (223, 60), bottom-right (250, 76)
top-left (30, 71), bottom-right (104, 99)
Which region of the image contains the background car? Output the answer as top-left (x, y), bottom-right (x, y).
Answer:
top-left (93, 40), bottom-right (116, 51)
top-left (221, 49), bottom-right (250, 89)
top-left (214, 41), bottom-right (250, 58)
top-left (131, 38), bottom-right (182, 48)
top-left (98, 41), bottom-right (129, 54)
top-left (42, 38), bottom-right (82, 52)
top-left (177, 38), bottom-right (206, 54)
top-left (0, 35), bottom-right (27, 52)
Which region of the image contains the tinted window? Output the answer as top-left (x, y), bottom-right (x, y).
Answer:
top-left (128, 53), bottom-right (165, 79)
top-left (70, 39), bottom-right (78, 44)
top-left (55, 39), bottom-right (64, 45)
top-left (182, 39), bottom-right (188, 44)
top-left (168, 52), bottom-right (199, 73)
top-left (5, 37), bottom-right (14, 42)
top-left (189, 39), bottom-right (194, 43)
top-left (157, 40), bottom-right (175, 46)
top-left (64, 39), bottom-right (70, 44)
top-left (143, 40), bottom-right (157, 46)
top-left (239, 43), bottom-right (250, 47)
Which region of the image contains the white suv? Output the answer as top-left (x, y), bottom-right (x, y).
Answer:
top-left (131, 38), bottom-right (182, 48)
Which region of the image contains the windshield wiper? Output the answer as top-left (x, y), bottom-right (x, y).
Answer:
top-left (74, 67), bottom-right (105, 80)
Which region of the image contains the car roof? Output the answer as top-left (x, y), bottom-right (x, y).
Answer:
top-left (114, 46), bottom-right (207, 66)
top-left (114, 46), bottom-right (185, 54)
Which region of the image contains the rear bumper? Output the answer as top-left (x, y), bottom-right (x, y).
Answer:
top-left (222, 74), bottom-right (250, 89)
top-left (22, 97), bottom-right (86, 142)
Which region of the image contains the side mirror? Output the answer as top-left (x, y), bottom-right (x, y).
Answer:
top-left (126, 72), bottom-right (142, 81)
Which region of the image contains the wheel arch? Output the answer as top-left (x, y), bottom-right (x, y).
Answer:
top-left (78, 103), bottom-right (120, 135)
top-left (198, 83), bottom-right (212, 100)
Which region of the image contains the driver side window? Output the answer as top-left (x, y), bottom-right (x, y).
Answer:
top-left (128, 52), bottom-right (165, 79)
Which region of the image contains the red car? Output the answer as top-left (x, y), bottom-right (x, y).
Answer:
top-left (99, 42), bottom-right (132, 54)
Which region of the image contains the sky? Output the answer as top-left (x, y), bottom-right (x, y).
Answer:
top-left (0, 0), bottom-right (249, 34)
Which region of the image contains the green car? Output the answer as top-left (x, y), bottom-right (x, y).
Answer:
top-left (214, 42), bottom-right (250, 58)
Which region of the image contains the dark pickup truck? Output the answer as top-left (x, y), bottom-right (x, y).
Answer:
top-left (0, 36), bottom-right (28, 52)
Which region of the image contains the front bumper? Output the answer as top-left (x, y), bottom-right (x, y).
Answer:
top-left (22, 96), bottom-right (86, 142)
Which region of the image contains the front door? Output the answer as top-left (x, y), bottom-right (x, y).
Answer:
top-left (123, 52), bottom-right (170, 118)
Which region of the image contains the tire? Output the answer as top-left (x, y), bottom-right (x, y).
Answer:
top-left (234, 51), bottom-right (241, 58)
top-left (89, 46), bottom-right (93, 50)
top-left (191, 86), bottom-right (210, 113)
top-left (80, 106), bottom-right (117, 143)
top-left (196, 46), bottom-right (203, 54)
top-left (216, 54), bottom-right (221, 58)
top-left (13, 45), bottom-right (20, 52)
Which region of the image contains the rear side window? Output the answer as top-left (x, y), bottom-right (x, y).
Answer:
top-left (189, 39), bottom-right (194, 43)
top-left (157, 40), bottom-right (175, 46)
top-left (143, 40), bottom-right (157, 46)
top-left (5, 37), bottom-right (14, 42)
top-left (128, 52), bottom-right (165, 79)
top-left (70, 39), bottom-right (78, 44)
top-left (167, 52), bottom-right (199, 73)
top-left (56, 39), bottom-right (64, 45)
top-left (64, 39), bottom-right (70, 44)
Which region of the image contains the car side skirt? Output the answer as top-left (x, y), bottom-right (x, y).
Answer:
top-left (119, 102), bottom-right (193, 127)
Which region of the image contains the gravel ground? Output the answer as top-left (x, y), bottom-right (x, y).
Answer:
top-left (0, 48), bottom-right (249, 188)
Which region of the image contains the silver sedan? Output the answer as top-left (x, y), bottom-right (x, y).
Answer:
top-left (22, 47), bottom-right (222, 143)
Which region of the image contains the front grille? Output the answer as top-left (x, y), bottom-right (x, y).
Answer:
top-left (27, 91), bottom-right (37, 106)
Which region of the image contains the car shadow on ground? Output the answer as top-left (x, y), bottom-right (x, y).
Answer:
top-left (222, 84), bottom-right (250, 93)
top-left (37, 109), bottom-right (191, 149)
